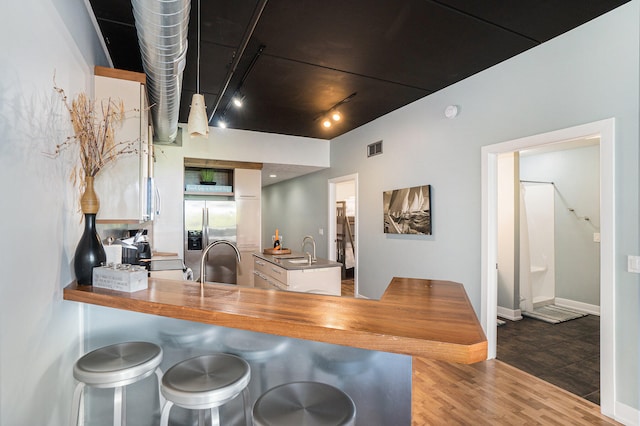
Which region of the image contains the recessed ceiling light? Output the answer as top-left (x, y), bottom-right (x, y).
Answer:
top-left (218, 119), bottom-right (227, 128)
top-left (331, 111), bottom-right (341, 121)
top-left (322, 118), bottom-right (332, 128)
top-left (269, 174), bottom-right (277, 178)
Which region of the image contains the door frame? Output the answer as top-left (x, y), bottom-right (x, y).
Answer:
top-left (481, 118), bottom-right (615, 416)
top-left (328, 174), bottom-right (359, 296)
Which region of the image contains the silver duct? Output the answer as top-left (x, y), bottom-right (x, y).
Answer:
top-left (132, 0), bottom-right (190, 144)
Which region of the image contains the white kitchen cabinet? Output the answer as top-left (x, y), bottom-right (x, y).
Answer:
top-left (253, 255), bottom-right (341, 295)
top-left (234, 168), bottom-right (261, 199)
top-left (93, 68), bottom-right (153, 223)
top-left (235, 168), bottom-right (261, 286)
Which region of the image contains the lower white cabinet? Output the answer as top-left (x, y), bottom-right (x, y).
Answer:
top-left (253, 256), bottom-right (341, 295)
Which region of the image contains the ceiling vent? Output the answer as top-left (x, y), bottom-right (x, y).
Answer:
top-left (367, 140), bottom-right (383, 157)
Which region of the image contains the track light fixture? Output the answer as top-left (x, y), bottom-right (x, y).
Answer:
top-left (232, 93), bottom-right (244, 108)
top-left (318, 92), bottom-right (356, 130)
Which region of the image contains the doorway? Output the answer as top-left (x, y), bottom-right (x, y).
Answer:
top-left (481, 119), bottom-right (615, 417)
top-left (495, 140), bottom-right (602, 403)
top-left (328, 174), bottom-right (358, 296)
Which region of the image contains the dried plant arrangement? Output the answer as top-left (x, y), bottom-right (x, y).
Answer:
top-left (46, 79), bottom-right (139, 192)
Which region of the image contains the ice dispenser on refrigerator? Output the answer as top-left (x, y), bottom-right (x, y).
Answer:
top-left (184, 200), bottom-right (237, 284)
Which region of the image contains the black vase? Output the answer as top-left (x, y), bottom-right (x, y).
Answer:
top-left (74, 213), bottom-right (106, 285)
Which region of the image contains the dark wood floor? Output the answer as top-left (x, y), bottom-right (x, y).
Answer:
top-left (497, 314), bottom-right (600, 405)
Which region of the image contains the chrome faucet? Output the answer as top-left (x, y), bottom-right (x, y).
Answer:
top-left (199, 240), bottom-right (241, 291)
top-left (301, 235), bottom-right (316, 262)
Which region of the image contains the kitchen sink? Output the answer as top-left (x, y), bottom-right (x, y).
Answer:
top-left (287, 259), bottom-right (311, 264)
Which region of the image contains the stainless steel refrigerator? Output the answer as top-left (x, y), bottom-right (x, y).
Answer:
top-left (184, 199), bottom-right (237, 284)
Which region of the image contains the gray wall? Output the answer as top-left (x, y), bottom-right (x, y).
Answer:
top-left (520, 145), bottom-right (601, 307)
top-left (0, 0), bottom-right (109, 424)
top-left (262, 2), bottom-right (640, 411)
top-left (262, 170), bottom-right (329, 257)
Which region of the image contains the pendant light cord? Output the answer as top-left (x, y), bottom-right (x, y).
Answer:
top-left (196, 0), bottom-right (201, 94)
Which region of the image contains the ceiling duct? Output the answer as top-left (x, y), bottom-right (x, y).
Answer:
top-left (132, 0), bottom-right (190, 144)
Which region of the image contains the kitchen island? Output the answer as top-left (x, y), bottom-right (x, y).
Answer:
top-left (253, 251), bottom-right (342, 295)
top-left (64, 277), bottom-right (486, 425)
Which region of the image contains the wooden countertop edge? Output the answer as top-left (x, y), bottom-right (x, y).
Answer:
top-left (63, 277), bottom-right (487, 364)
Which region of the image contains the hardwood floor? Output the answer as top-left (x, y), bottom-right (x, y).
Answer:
top-left (340, 280), bottom-right (616, 424)
top-left (412, 358), bottom-right (619, 425)
top-left (341, 278), bottom-right (354, 297)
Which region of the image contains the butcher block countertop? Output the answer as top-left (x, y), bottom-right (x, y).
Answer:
top-left (63, 276), bottom-right (487, 364)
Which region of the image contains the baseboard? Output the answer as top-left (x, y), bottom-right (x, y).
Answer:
top-left (554, 298), bottom-right (600, 316)
top-left (615, 400), bottom-right (640, 426)
top-left (497, 306), bottom-right (522, 321)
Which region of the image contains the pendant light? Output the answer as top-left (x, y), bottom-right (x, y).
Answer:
top-left (187, 0), bottom-right (209, 137)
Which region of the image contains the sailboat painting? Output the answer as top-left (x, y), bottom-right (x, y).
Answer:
top-left (383, 185), bottom-right (431, 234)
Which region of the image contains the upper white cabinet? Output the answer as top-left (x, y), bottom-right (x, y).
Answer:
top-left (93, 67), bottom-right (153, 223)
top-left (235, 168), bottom-right (261, 249)
top-left (234, 168), bottom-right (261, 199)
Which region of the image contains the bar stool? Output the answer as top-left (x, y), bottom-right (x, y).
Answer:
top-left (160, 353), bottom-right (251, 426)
top-left (252, 381), bottom-right (356, 426)
top-left (222, 330), bottom-right (289, 394)
top-left (70, 341), bottom-right (164, 426)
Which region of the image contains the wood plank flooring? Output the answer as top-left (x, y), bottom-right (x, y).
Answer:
top-left (340, 280), bottom-right (618, 424)
top-left (412, 357), bottom-right (619, 425)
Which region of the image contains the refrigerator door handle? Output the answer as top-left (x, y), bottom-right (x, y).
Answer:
top-left (202, 208), bottom-right (209, 247)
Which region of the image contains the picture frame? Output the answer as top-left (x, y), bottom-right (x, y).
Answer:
top-left (383, 184), bottom-right (431, 235)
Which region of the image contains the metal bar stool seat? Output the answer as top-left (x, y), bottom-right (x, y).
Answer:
top-left (252, 381), bottom-right (356, 426)
top-left (70, 341), bottom-right (164, 426)
top-left (160, 353), bottom-right (251, 426)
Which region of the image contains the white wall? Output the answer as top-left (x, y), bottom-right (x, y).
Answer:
top-left (520, 145), bottom-right (601, 307)
top-left (262, 1), bottom-right (640, 413)
top-left (0, 0), bottom-right (108, 424)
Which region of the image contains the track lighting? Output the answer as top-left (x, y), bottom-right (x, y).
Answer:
top-left (232, 94), bottom-right (244, 108)
top-left (318, 92), bottom-right (356, 130)
top-left (321, 109), bottom-right (342, 129)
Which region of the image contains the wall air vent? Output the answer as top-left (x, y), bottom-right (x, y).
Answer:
top-left (367, 140), bottom-right (383, 157)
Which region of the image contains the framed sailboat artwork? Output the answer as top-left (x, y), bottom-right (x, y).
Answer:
top-left (383, 184), bottom-right (431, 235)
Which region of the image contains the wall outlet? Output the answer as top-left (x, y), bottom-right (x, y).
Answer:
top-left (318, 228), bottom-right (324, 235)
top-left (628, 255), bottom-right (640, 273)
top-left (593, 232), bottom-right (601, 243)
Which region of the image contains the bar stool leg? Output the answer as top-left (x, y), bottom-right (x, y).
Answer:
top-left (70, 382), bottom-right (85, 426)
top-left (155, 369), bottom-right (165, 408)
top-left (160, 401), bottom-right (173, 426)
top-left (241, 388), bottom-right (250, 426)
top-left (209, 408), bottom-right (220, 426)
top-left (113, 386), bottom-right (124, 426)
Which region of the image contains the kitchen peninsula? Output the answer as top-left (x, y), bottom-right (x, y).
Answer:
top-left (64, 276), bottom-right (486, 361)
top-left (64, 277), bottom-right (486, 424)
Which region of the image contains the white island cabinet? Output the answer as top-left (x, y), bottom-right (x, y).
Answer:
top-left (93, 67), bottom-right (153, 223)
top-left (253, 253), bottom-right (341, 295)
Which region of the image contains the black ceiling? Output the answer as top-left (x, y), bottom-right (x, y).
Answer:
top-left (89, 0), bottom-right (628, 140)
